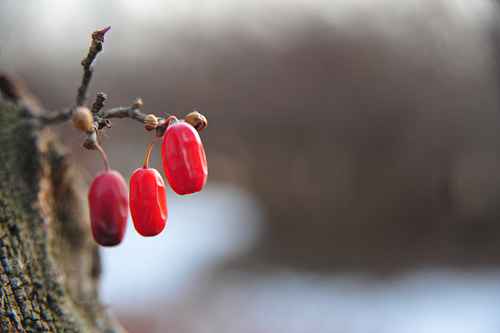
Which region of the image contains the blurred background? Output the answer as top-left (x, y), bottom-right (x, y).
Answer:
top-left (2, 0), bottom-right (500, 332)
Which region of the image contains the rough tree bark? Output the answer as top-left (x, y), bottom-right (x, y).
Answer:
top-left (0, 75), bottom-right (125, 332)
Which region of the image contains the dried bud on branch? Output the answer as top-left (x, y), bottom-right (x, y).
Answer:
top-left (83, 129), bottom-right (98, 150)
top-left (144, 114), bottom-right (159, 131)
top-left (72, 106), bottom-right (93, 132)
top-left (92, 92), bottom-right (107, 114)
top-left (23, 27), bottom-right (209, 161)
top-left (184, 110), bottom-right (207, 131)
top-left (94, 26), bottom-right (111, 41)
top-left (132, 98), bottom-right (143, 110)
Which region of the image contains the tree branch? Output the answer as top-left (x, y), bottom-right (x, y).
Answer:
top-left (75, 26), bottom-right (111, 107)
top-left (15, 26), bottom-right (206, 155)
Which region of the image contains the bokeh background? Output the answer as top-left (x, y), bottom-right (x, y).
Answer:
top-left (2, 0), bottom-right (500, 332)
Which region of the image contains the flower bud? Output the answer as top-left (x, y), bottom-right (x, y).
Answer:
top-left (144, 114), bottom-right (158, 131)
top-left (72, 106), bottom-right (93, 132)
top-left (184, 111), bottom-right (207, 131)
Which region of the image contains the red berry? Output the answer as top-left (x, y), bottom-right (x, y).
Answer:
top-left (129, 168), bottom-right (168, 236)
top-left (88, 170), bottom-right (128, 246)
top-left (161, 121), bottom-right (208, 195)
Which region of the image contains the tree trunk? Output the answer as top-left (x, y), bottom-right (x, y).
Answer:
top-left (0, 79), bottom-right (125, 332)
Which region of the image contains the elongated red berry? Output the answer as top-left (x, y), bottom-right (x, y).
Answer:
top-left (89, 170), bottom-right (128, 246)
top-left (129, 168), bottom-right (167, 236)
top-left (161, 121), bottom-right (208, 195)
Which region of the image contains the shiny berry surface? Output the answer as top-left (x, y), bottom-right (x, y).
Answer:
top-left (88, 170), bottom-right (128, 246)
top-left (129, 167), bottom-right (168, 236)
top-left (161, 121), bottom-right (208, 195)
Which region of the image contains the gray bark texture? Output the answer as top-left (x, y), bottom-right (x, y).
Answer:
top-left (0, 75), bottom-right (125, 332)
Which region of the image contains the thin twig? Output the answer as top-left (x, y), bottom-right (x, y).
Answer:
top-left (75, 26), bottom-right (111, 107)
top-left (100, 98), bottom-right (167, 127)
top-left (33, 95), bottom-right (166, 129)
top-left (39, 108), bottom-right (73, 124)
top-left (101, 97), bottom-right (148, 122)
top-left (18, 26), bottom-right (207, 156)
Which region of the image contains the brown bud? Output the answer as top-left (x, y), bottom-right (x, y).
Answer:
top-left (144, 114), bottom-right (159, 131)
top-left (184, 111), bottom-right (207, 131)
top-left (72, 106), bottom-right (93, 132)
top-left (132, 97), bottom-right (143, 110)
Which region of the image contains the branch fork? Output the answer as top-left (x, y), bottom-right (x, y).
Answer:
top-left (22, 26), bottom-right (207, 167)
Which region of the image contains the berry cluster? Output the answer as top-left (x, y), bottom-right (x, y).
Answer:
top-left (82, 110), bottom-right (208, 246)
top-left (56, 27), bottom-right (210, 247)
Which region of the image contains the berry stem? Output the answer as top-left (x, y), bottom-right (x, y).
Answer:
top-left (95, 143), bottom-right (111, 171)
top-left (143, 132), bottom-right (161, 169)
top-left (143, 115), bottom-right (178, 169)
top-left (159, 115), bottom-right (178, 129)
